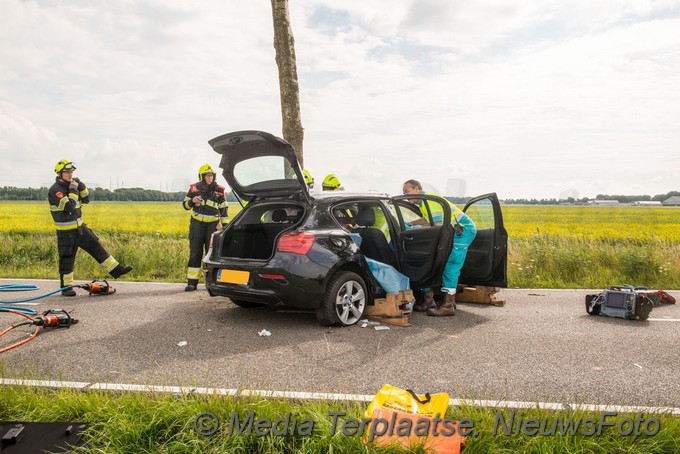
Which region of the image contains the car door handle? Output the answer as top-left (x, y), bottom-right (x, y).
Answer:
top-left (403, 235), bottom-right (415, 241)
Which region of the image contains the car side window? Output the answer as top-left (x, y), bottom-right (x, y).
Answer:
top-left (395, 199), bottom-right (450, 229)
top-left (332, 202), bottom-right (357, 230)
top-left (354, 202), bottom-right (392, 244)
top-left (464, 199), bottom-right (495, 229)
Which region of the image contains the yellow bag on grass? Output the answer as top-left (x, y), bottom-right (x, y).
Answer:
top-left (364, 384), bottom-right (449, 419)
top-left (363, 384), bottom-right (465, 454)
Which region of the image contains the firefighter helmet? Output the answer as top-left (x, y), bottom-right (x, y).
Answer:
top-left (302, 169), bottom-right (314, 188)
top-left (198, 163), bottom-right (216, 181)
top-left (54, 159), bottom-right (76, 174)
top-left (322, 174), bottom-right (342, 191)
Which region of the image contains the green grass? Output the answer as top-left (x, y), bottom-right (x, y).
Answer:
top-left (1, 202), bottom-right (679, 289)
top-left (508, 235), bottom-right (680, 289)
top-left (0, 385), bottom-right (677, 453)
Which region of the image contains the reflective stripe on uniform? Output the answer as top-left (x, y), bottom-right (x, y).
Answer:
top-left (50, 197), bottom-right (80, 212)
top-left (204, 199), bottom-right (219, 208)
top-left (99, 255), bottom-right (119, 272)
top-left (54, 218), bottom-right (84, 230)
top-left (218, 201), bottom-right (228, 209)
top-left (452, 206), bottom-right (465, 223)
top-left (187, 267), bottom-right (201, 279)
top-left (79, 187), bottom-right (89, 198)
top-left (220, 218), bottom-right (229, 225)
top-left (192, 212), bottom-right (220, 222)
top-left (63, 272), bottom-right (74, 286)
top-left (50, 197), bottom-right (69, 212)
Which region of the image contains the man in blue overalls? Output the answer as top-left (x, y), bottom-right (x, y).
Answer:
top-left (402, 179), bottom-right (477, 316)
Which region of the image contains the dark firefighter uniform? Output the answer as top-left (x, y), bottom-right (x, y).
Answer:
top-left (48, 159), bottom-right (132, 296)
top-left (183, 164), bottom-right (228, 291)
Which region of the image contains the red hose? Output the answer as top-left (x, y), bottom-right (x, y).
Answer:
top-left (0, 309), bottom-right (40, 353)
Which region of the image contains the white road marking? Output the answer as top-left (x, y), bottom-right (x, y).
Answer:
top-left (2, 378), bottom-right (679, 416)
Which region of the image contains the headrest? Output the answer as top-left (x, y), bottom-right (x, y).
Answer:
top-left (355, 206), bottom-right (375, 227)
top-left (272, 209), bottom-right (287, 222)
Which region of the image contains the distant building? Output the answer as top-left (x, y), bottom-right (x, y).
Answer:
top-left (634, 201), bottom-right (662, 206)
top-left (662, 196), bottom-right (680, 206)
top-left (592, 200), bottom-right (621, 206)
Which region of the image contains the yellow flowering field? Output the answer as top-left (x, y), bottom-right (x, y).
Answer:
top-left (502, 205), bottom-right (680, 242)
top-left (1, 201), bottom-right (678, 287)
top-left (0, 201), bottom-right (242, 237)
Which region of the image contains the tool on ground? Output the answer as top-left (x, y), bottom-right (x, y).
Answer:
top-left (0, 309), bottom-right (78, 353)
top-left (77, 279), bottom-right (116, 295)
top-left (31, 309), bottom-right (78, 328)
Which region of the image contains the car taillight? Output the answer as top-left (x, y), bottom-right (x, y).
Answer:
top-left (277, 231), bottom-right (315, 255)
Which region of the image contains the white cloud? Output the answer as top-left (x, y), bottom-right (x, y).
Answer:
top-left (1, 0), bottom-right (679, 199)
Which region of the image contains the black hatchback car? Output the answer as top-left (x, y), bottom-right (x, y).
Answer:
top-left (203, 130), bottom-right (507, 326)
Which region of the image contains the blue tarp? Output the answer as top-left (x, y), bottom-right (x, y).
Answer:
top-left (349, 233), bottom-right (410, 293)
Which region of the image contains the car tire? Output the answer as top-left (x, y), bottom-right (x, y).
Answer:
top-left (316, 271), bottom-right (367, 326)
top-left (230, 299), bottom-right (262, 308)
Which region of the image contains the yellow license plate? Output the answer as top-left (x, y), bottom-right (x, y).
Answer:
top-left (217, 269), bottom-right (250, 285)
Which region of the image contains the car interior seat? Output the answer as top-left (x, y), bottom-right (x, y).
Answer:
top-left (353, 205), bottom-right (396, 267)
top-left (271, 209), bottom-right (288, 223)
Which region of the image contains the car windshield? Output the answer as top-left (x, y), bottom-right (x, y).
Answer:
top-left (233, 155), bottom-right (298, 188)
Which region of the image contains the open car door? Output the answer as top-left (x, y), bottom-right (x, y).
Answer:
top-left (391, 194), bottom-right (454, 289)
top-left (458, 193), bottom-right (508, 287)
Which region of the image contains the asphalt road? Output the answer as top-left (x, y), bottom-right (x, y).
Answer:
top-left (1, 278), bottom-right (679, 409)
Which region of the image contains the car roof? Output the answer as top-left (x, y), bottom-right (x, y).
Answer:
top-left (312, 192), bottom-right (391, 201)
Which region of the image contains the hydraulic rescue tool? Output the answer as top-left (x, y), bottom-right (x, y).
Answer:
top-left (77, 279), bottom-right (116, 295)
top-left (31, 309), bottom-right (79, 328)
top-left (0, 309), bottom-right (78, 353)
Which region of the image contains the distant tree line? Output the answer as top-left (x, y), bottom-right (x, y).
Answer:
top-left (593, 191), bottom-right (680, 203)
top-left (2, 186), bottom-right (677, 204)
top-left (499, 191), bottom-right (680, 205)
top-left (0, 186), bottom-right (240, 202)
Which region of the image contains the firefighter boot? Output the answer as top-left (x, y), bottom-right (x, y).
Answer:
top-left (414, 289), bottom-right (436, 312)
top-left (60, 275), bottom-right (76, 297)
top-left (427, 293), bottom-right (456, 316)
top-left (185, 280), bottom-right (198, 292)
top-left (110, 264), bottom-right (133, 279)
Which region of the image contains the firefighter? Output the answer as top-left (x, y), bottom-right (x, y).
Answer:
top-left (48, 159), bottom-right (132, 296)
top-left (402, 179), bottom-right (477, 316)
top-left (183, 164), bottom-right (228, 291)
top-left (322, 174), bottom-right (344, 191)
top-left (302, 169), bottom-right (314, 190)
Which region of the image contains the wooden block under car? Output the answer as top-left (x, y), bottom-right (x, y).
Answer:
top-left (456, 286), bottom-right (505, 306)
top-left (365, 290), bottom-right (414, 327)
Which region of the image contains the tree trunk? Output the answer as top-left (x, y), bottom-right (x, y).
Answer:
top-left (271, 0), bottom-right (304, 167)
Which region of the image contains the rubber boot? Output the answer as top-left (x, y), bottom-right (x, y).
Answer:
top-left (427, 293), bottom-right (456, 316)
top-left (185, 279), bottom-right (198, 292)
top-left (413, 289), bottom-right (436, 312)
top-left (60, 275), bottom-right (76, 297)
top-left (110, 264), bottom-right (133, 279)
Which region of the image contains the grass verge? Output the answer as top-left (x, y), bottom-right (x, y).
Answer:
top-left (0, 385), bottom-right (678, 453)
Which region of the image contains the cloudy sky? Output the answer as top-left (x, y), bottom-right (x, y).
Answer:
top-left (2, 0), bottom-right (679, 199)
